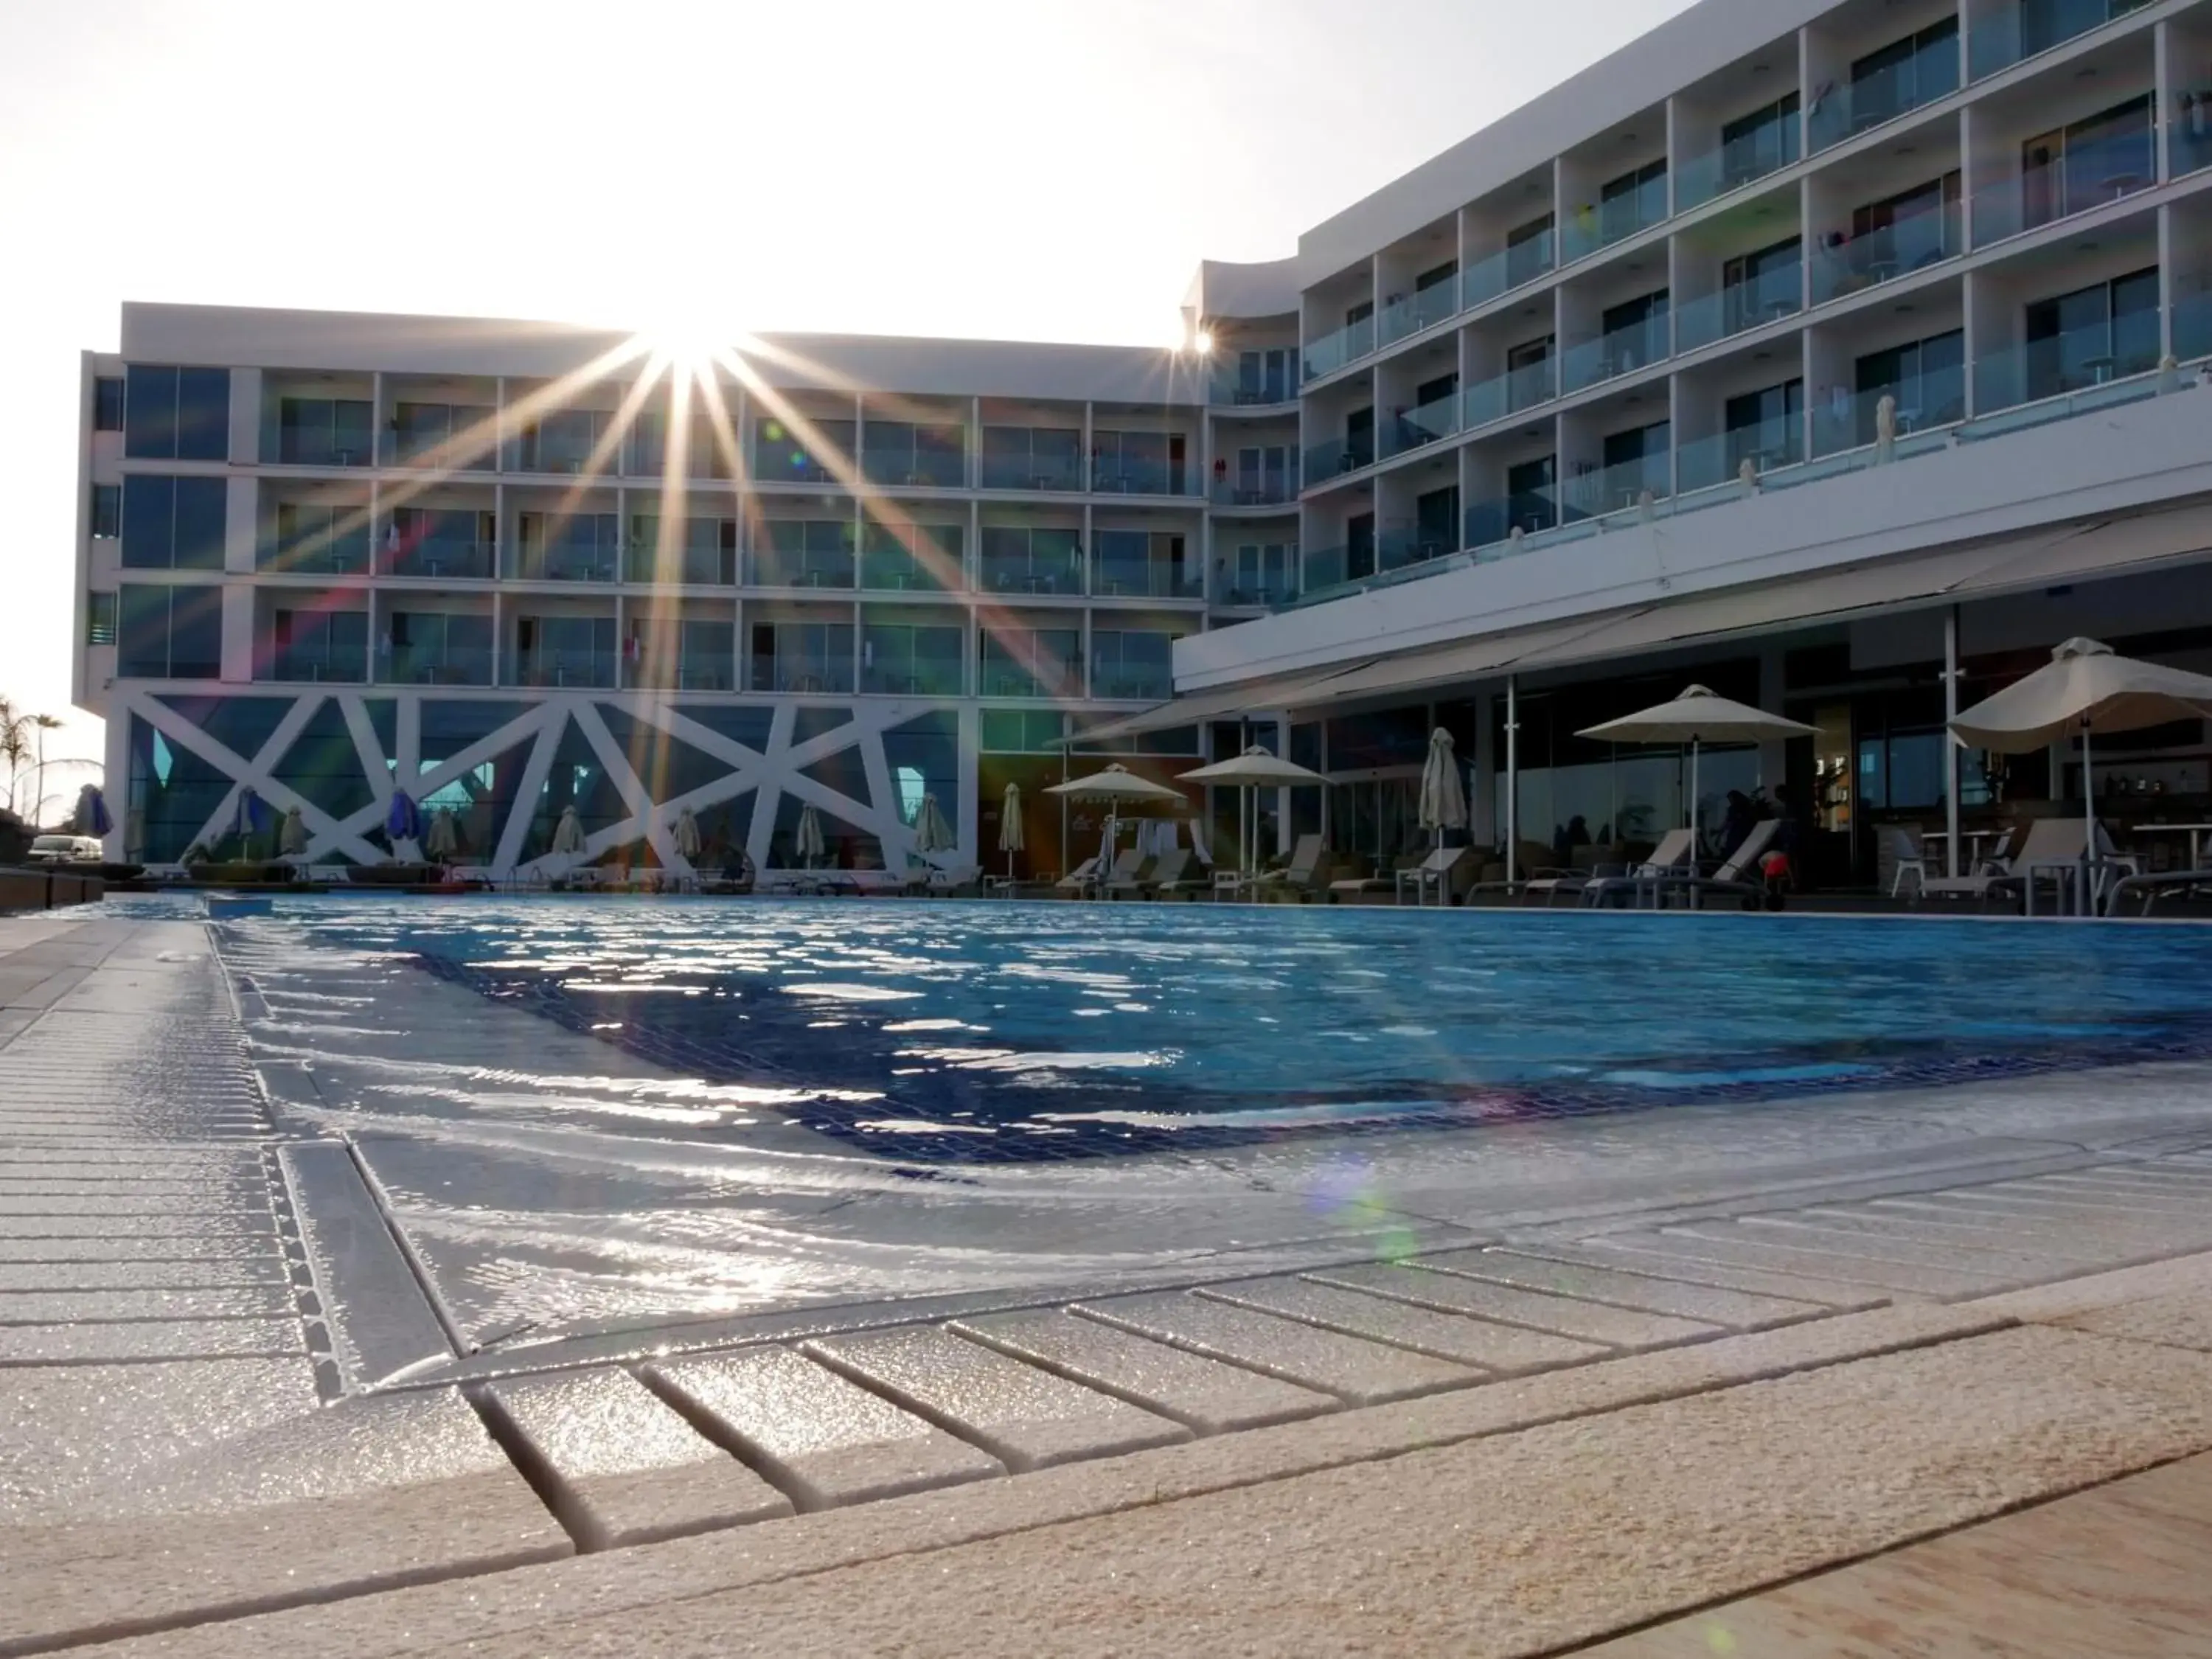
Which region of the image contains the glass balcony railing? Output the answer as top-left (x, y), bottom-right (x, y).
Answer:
top-left (1562, 173), bottom-right (1669, 264)
top-left (1091, 460), bottom-right (1193, 496)
top-left (1675, 263), bottom-right (1803, 353)
top-left (1463, 490), bottom-right (1564, 551)
top-left (2177, 289), bottom-right (2212, 363)
top-left (1091, 560), bottom-right (1203, 599)
top-left (1211, 476), bottom-right (1298, 507)
top-left (1303, 314), bottom-right (1377, 381)
top-left (1810, 378), bottom-right (1969, 456)
top-left (861, 657), bottom-right (965, 698)
top-left (1210, 369), bottom-right (1297, 406)
top-left (1970, 132), bottom-right (2157, 247)
top-left (1302, 434), bottom-right (1375, 487)
top-left (1562, 316), bottom-right (1669, 394)
top-left (1810, 203), bottom-right (1961, 303)
top-left (632, 656), bottom-right (738, 693)
top-left (1301, 545), bottom-right (1352, 592)
top-left (860, 448), bottom-right (967, 489)
top-left (749, 552), bottom-right (855, 590)
top-left (622, 546), bottom-right (733, 586)
top-left (1677, 122), bottom-right (1801, 211)
top-left (1969, 0), bottom-right (2154, 82)
top-left (511, 651), bottom-right (616, 689)
top-left (387, 648), bottom-right (493, 687)
top-left (751, 657), bottom-right (855, 695)
top-left (1379, 390), bottom-right (1461, 461)
top-left (1458, 232), bottom-right (1558, 310)
top-left (978, 553), bottom-right (1083, 595)
top-left (264, 647), bottom-right (367, 684)
top-left (1974, 321), bottom-right (2162, 417)
top-left (1463, 358), bottom-right (1557, 429)
top-left (2169, 114), bottom-right (2212, 181)
top-left (259, 533), bottom-right (372, 577)
top-left (1091, 665), bottom-right (1175, 702)
top-left (1675, 423), bottom-right (1804, 493)
top-left (512, 546), bottom-right (617, 582)
top-left (381, 540), bottom-right (496, 581)
top-left (1809, 44), bottom-right (1960, 153)
top-left (1377, 282), bottom-right (1460, 347)
top-left (1376, 524), bottom-right (1458, 571)
top-left (979, 658), bottom-right (1081, 700)
top-left (860, 548), bottom-right (961, 591)
top-left (978, 453), bottom-right (1084, 491)
top-left (1563, 456), bottom-right (1673, 521)
top-left (1222, 571), bottom-right (1300, 607)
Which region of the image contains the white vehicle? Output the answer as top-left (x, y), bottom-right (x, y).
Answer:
top-left (25, 835), bottom-right (104, 864)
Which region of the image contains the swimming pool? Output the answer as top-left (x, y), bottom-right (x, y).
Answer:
top-left (256, 896), bottom-right (2212, 1162)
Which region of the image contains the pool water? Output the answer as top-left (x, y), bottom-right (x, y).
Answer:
top-left (270, 897), bottom-right (2212, 1163)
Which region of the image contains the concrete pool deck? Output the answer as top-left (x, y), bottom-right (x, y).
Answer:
top-left (5, 909), bottom-right (2212, 1655)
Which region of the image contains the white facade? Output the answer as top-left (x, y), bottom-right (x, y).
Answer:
top-left (72, 0), bottom-right (2212, 880)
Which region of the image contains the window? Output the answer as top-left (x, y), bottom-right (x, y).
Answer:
top-left (122, 364), bottom-right (231, 461)
top-left (268, 608), bottom-right (368, 682)
top-left (980, 709), bottom-right (1067, 752)
top-left (1413, 486), bottom-right (1458, 557)
top-left (1847, 17), bottom-right (1959, 127)
top-left (1233, 349), bottom-right (1293, 404)
top-left (276, 397), bottom-right (373, 466)
top-left (979, 424), bottom-right (1083, 490)
top-left (89, 484), bottom-right (121, 539)
top-left (1090, 630), bottom-right (1175, 701)
top-left (2024, 267), bottom-right (2162, 399)
top-left (93, 378), bottom-right (125, 433)
top-left (1230, 541), bottom-right (1297, 605)
top-left (1505, 214), bottom-right (1555, 285)
top-left (861, 520), bottom-right (961, 591)
top-left (1599, 157), bottom-right (1668, 239)
top-left (978, 625), bottom-right (1080, 699)
top-left (748, 620), bottom-right (854, 694)
top-left (388, 612), bottom-right (494, 686)
top-left (1719, 93), bottom-right (1801, 182)
top-left (86, 591), bottom-right (117, 646)
top-left (121, 476), bottom-right (227, 570)
top-left (862, 613), bottom-right (966, 696)
top-left (1852, 328), bottom-right (1966, 442)
top-left (116, 583), bottom-right (223, 679)
top-left (751, 417), bottom-right (855, 484)
top-left (1506, 454), bottom-right (1558, 536)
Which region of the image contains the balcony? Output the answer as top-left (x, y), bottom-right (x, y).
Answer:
top-left (512, 539), bottom-right (619, 584)
top-left (1090, 461), bottom-right (1192, 497)
top-left (1464, 358), bottom-right (1557, 429)
top-left (386, 635), bottom-right (493, 688)
top-left (860, 527), bottom-right (963, 591)
top-left (1378, 389), bottom-right (1462, 461)
top-left (382, 536), bottom-right (495, 582)
top-left (753, 419), bottom-right (855, 486)
top-left (1301, 546), bottom-right (1352, 591)
top-left (978, 633), bottom-right (1082, 700)
top-left (1677, 119), bottom-right (1801, 211)
top-left (262, 644), bottom-right (367, 684)
top-left (1562, 314), bottom-right (1670, 394)
top-left (1211, 475), bottom-right (1298, 508)
top-left (1209, 363), bottom-right (1295, 406)
top-left (2179, 286), bottom-right (2212, 362)
top-left (260, 511), bottom-right (372, 577)
top-left (751, 523), bottom-right (856, 590)
top-left (1812, 202), bottom-right (1961, 303)
top-left (861, 619), bottom-right (966, 698)
top-left (1676, 262), bottom-right (1804, 352)
top-left (1088, 631), bottom-right (1175, 702)
top-left (978, 529), bottom-right (1083, 596)
top-left (386, 403), bottom-right (496, 471)
top-left (1091, 537), bottom-right (1202, 599)
top-left (1461, 232), bottom-right (1557, 311)
top-left (1969, 125), bottom-right (2157, 246)
top-left (1562, 172), bottom-right (1668, 264)
top-left (1969, 0), bottom-right (2154, 82)
top-left (1376, 524), bottom-right (1458, 571)
top-left (750, 626), bottom-right (855, 695)
top-left (1303, 314), bottom-right (1377, 382)
top-left (1222, 569), bottom-right (1298, 607)
top-left (1809, 37), bottom-right (1960, 152)
top-left (1377, 281), bottom-right (1459, 348)
top-left (512, 410), bottom-right (613, 476)
top-left (271, 399), bottom-right (373, 467)
top-left (1974, 318), bottom-right (2161, 418)
top-left (1565, 453), bottom-right (1672, 521)
top-left (1676, 421), bottom-right (1804, 493)
top-left (2171, 108), bottom-right (2212, 180)
top-left (1464, 489), bottom-right (1563, 550)
top-left (622, 532), bottom-right (734, 587)
top-left (978, 428), bottom-right (1084, 491)
top-left (860, 425), bottom-right (967, 489)
top-left (511, 650), bottom-right (616, 689)
top-left (630, 647), bottom-right (737, 693)
top-left (1302, 431), bottom-right (1376, 487)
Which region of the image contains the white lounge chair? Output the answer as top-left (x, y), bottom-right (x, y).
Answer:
top-left (925, 863), bottom-right (982, 897)
top-left (1643, 818), bottom-right (1781, 909)
top-left (1571, 828), bottom-right (1699, 908)
top-left (1123, 848), bottom-right (1196, 897)
top-left (1054, 855), bottom-right (1102, 897)
top-left (1253, 834), bottom-right (1328, 901)
top-left (1397, 845), bottom-right (1474, 905)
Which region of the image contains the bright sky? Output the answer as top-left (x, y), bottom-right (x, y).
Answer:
top-left (0, 0), bottom-right (1691, 821)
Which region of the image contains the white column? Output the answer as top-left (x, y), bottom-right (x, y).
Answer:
top-left (1470, 688), bottom-right (1497, 848)
top-left (1504, 675), bottom-right (1520, 884)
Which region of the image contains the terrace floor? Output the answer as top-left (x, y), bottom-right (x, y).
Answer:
top-left (4, 908), bottom-right (2211, 1655)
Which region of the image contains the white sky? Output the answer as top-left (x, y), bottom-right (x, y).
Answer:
top-left (0, 0), bottom-right (1692, 819)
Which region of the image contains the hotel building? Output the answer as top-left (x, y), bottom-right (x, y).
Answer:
top-left (74, 0), bottom-right (2212, 886)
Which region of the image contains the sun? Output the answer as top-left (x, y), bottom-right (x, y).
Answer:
top-left (631, 295), bottom-right (742, 378)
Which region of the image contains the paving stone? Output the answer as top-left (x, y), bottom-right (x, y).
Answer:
top-left (0, 1318), bottom-right (304, 1365)
top-left (1632, 1226), bottom-right (2016, 1297)
top-left (0, 1285), bottom-right (295, 1324)
top-left (1506, 1240), bottom-right (1899, 1308)
top-left (1427, 1247), bottom-right (1848, 1327)
top-left (1, 1387), bottom-right (568, 1653)
top-left (1799, 1204), bottom-right (2154, 1259)
top-left (1310, 1261), bottom-right (1719, 1348)
top-left (0, 1178), bottom-right (260, 1197)
top-left (485, 1368), bottom-right (791, 1548)
top-left (1194, 1273), bottom-right (1605, 1371)
top-left (0, 1259), bottom-right (288, 1293)
top-left (948, 1310), bottom-right (1334, 1435)
top-left (804, 1326), bottom-right (1187, 1473)
top-left (1071, 1290), bottom-right (1475, 1404)
top-left (1728, 1216), bottom-right (2107, 1280)
top-left (1944, 1185), bottom-right (2212, 1219)
top-left (0, 1214), bottom-right (274, 1239)
top-left (0, 1235), bottom-right (282, 1265)
top-left (0, 1193), bottom-right (270, 1217)
top-left (647, 1346), bottom-right (1004, 1510)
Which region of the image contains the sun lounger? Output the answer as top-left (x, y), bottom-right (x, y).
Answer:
top-left (1103, 853), bottom-right (1161, 898)
top-left (1123, 848), bottom-right (1196, 897)
top-left (1576, 827), bottom-right (1699, 908)
top-left (925, 863), bottom-right (983, 897)
top-left (1642, 818), bottom-right (1781, 909)
top-left (1252, 834), bottom-right (1327, 901)
top-left (1397, 845), bottom-right (1475, 905)
top-left (1054, 856), bottom-right (1102, 897)
top-left (1915, 830), bottom-right (2015, 903)
top-left (1327, 852), bottom-right (1422, 902)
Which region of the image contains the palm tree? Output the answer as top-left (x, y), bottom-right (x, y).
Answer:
top-left (0, 698), bottom-right (34, 818)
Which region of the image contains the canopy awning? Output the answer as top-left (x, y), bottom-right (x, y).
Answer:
top-left (1068, 661), bottom-right (1377, 746)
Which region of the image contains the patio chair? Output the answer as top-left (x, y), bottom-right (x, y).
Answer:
top-left (1916, 830), bottom-right (2016, 903)
top-left (1401, 845), bottom-right (1476, 905)
top-left (1575, 827), bottom-right (1700, 908)
top-left (1326, 851), bottom-right (1422, 903)
top-left (1887, 827), bottom-right (1930, 898)
top-left (1251, 834), bottom-right (1328, 902)
top-left (925, 863), bottom-right (983, 897)
top-left (1125, 848), bottom-right (1196, 898)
